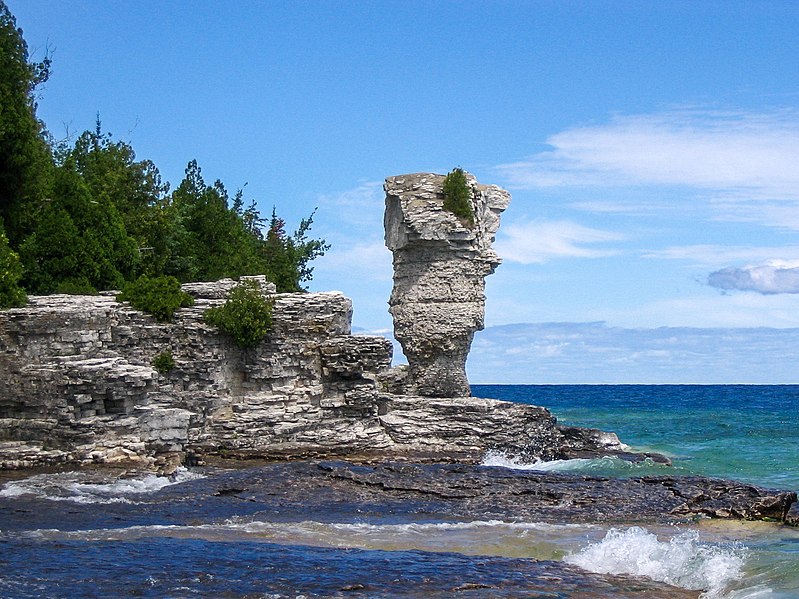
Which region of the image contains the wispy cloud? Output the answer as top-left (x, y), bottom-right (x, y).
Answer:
top-left (317, 180), bottom-right (384, 228)
top-left (468, 322), bottom-right (799, 384)
top-left (317, 240), bottom-right (392, 282)
top-left (498, 109), bottom-right (799, 191)
top-left (643, 244), bottom-right (799, 267)
top-left (495, 220), bottom-right (624, 264)
top-left (496, 109), bottom-right (799, 229)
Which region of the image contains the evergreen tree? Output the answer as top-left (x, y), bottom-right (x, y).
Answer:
top-left (0, 220), bottom-right (26, 308)
top-left (19, 164), bottom-right (138, 294)
top-left (65, 118), bottom-right (169, 272)
top-left (167, 160), bottom-right (263, 282)
top-left (0, 1), bottom-right (54, 244)
top-left (261, 208), bottom-right (329, 292)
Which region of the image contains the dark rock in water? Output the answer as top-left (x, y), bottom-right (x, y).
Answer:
top-left (786, 501), bottom-right (799, 526)
top-left (311, 461), bottom-right (796, 525)
top-left (11, 460), bottom-right (780, 530)
top-left (557, 425), bottom-right (672, 464)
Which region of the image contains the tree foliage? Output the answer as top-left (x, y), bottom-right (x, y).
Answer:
top-left (262, 208), bottom-right (329, 292)
top-left (0, 223), bottom-right (26, 308)
top-left (19, 164), bottom-right (138, 294)
top-left (442, 167), bottom-right (475, 227)
top-left (203, 280), bottom-right (273, 348)
top-left (0, 2), bottom-right (328, 297)
top-left (0, 1), bottom-right (54, 244)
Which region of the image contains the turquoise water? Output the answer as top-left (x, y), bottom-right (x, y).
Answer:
top-left (474, 384), bottom-right (799, 597)
top-left (473, 384), bottom-right (799, 491)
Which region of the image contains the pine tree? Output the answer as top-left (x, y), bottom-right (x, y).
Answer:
top-left (0, 221), bottom-right (26, 308)
top-left (0, 1), bottom-right (54, 244)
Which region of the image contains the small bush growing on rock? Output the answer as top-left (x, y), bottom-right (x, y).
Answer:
top-left (442, 167), bottom-right (475, 227)
top-left (203, 280), bottom-right (273, 348)
top-left (54, 277), bottom-right (98, 296)
top-left (116, 275), bottom-right (194, 321)
top-left (152, 350), bottom-right (176, 374)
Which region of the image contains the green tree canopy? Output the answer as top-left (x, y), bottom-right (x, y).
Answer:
top-left (19, 164), bottom-right (139, 294)
top-left (0, 220), bottom-right (26, 308)
top-left (0, 2), bottom-right (328, 299)
top-left (0, 0), bottom-right (54, 244)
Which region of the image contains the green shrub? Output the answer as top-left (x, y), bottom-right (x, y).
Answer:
top-left (442, 167), bottom-right (474, 227)
top-left (152, 350), bottom-right (176, 374)
top-left (54, 277), bottom-right (97, 295)
top-left (116, 275), bottom-right (194, 321)
top-left (203, 280), bottom-right (273, 348)
top-left (0, 229), bottom-right (27, 309)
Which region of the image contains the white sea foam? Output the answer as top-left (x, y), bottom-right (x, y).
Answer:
top-left (481, 449), bottom-right (668, 474)
top-left (0, 467), bottom-right (204, 504)
top-left (564, 526), bottom-right (749, 598)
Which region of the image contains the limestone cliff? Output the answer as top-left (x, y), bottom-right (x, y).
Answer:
top-left (0, 278), bottom-right (636, 470)
top-left (384, 172), bottom-right (510, 397)
top-left (0, 278), bottom-right (392, 469)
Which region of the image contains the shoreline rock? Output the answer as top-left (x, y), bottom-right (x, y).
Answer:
top-left (0, 279), bottom-right (647, 471)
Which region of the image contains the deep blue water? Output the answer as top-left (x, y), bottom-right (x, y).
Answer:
top-left (473, 384), bottom-right (799, 491)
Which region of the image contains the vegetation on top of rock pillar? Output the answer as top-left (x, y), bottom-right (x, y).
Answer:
top-left (116, 274), bottom-right (195, 321)
top-left (442, 167), bottom-right (475, 227)
top-left (0, 225), bottom-right (27, 309)
top-left (202, 279), bottom-right (274, 348)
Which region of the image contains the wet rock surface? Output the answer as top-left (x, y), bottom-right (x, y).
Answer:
top-left (0, 461), bottom-right (731, 598)
top-left (3, 461), bottom-right (793, 534)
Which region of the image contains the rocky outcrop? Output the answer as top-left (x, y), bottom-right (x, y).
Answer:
top-left (384, 172), bottom-right (510, 397)
top-left (0, 279), bottom-right (390, 469)
top-left (0, 279), bottom-right (627, 470)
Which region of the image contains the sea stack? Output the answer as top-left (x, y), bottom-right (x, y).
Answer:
top-left (384, 172), bottom-right (510, 397)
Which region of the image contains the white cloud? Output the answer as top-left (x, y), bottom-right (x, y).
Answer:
top-left (316, 241), bottom-right (392, 282)
top-left (708, 260), bottom-right (799, 294)
top-left (595, 293), bottom-right (799, 329)
top-left (498, 109), bottom-right (799, 191)
top-left (495, 220), bottom-right (624, 264)
top-left (496, 109), bottom-right (799, 229)
top-left (642, 245), bottom-right (799, 267)
top-left (316, 180), bottom-right (385, 228)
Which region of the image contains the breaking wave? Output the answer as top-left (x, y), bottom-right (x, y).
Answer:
top-left (565, 526), bottom-right (749, 598)
top-left (481, 450), bottom-right (672, 476)
top-left (0, 467), bottom-right (204, 504)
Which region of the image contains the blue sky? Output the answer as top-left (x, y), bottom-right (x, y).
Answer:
top-left (10, 1), bottom-right (799, 383)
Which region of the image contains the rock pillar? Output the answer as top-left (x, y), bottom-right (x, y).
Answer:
top-left (384, 172), bottom-right (510, 397)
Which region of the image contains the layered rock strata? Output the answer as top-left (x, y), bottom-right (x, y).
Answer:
top-left (384, 172), bottom-right (510, 397)
top-left (0, 279), bottom-right (623, 470)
